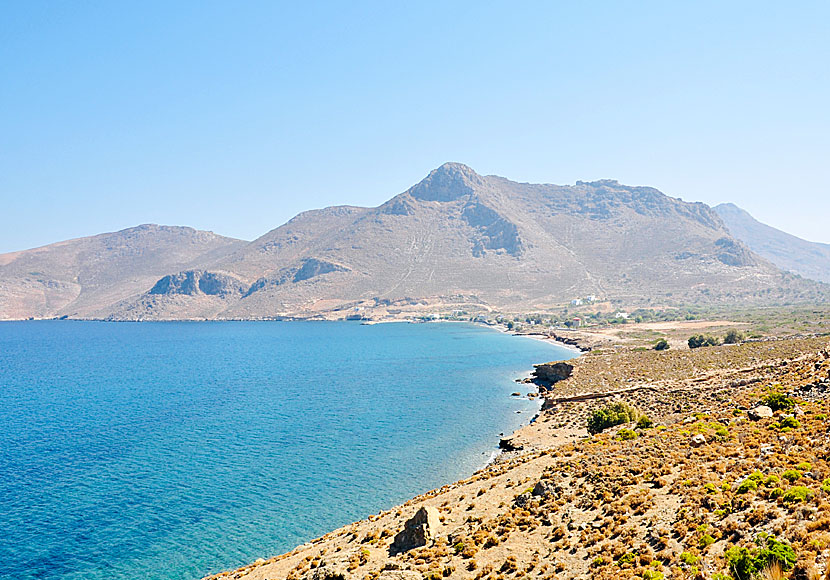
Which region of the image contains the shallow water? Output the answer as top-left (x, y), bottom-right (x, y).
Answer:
top-left (0, 321), bottom-right (573, 580)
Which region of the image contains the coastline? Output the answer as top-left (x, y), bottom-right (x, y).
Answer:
top-left (202, 335), bottom-right (830, 580)
top-left (201, 333), bottom-right (582, 580)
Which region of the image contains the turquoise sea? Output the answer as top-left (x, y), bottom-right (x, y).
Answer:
top-left (0, 321), bottom-right (573, 580)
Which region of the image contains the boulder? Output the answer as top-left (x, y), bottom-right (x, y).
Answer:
top-left (690, 434), bottom-right (707, 448)
top-left (514, 493), bottom-right (532, 508)
top-left (532, 480), bottom-right (559, 498)
top-left (391, 507), bottom-right (441, 553)
top-left (748, 405), bottom-right (773, 420)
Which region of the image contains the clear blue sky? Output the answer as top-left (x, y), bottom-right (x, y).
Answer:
top-left (2, 1), bottom-right (828, 252)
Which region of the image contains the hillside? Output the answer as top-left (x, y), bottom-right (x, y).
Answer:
top-left (715, 203), bottom-right (830, 284)
top-left (1, 165), bottom-right (827, 321)
top-left (0, 225), bottom-right (246, 319)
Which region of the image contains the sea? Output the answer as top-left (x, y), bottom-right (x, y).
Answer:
top-left (0, 320), bottom-right (574, 580)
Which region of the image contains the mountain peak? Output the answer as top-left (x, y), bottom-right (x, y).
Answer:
top-left (408, 162), bottom-right (484, 202)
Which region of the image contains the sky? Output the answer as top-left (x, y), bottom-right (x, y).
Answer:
top-left (1, 1), bottom-right (829, 253)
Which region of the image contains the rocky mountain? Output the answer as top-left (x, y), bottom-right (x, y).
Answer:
top-left (0, 225), bottom-right (246, 319)
top-left (106, 164), bottom-right (826, 320)
top-left (1, 164), bottom-right (826, 320)
top-left (714, 202), bottom-right (830, 284)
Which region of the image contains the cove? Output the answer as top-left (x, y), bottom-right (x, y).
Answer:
top-left (0, 320), bottom-right (574, 580)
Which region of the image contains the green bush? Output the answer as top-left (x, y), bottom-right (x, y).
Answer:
top-left (636, 415), bottom-right (654, 429)
top-left (587, 402), bottom-right (642, 434)
top-left (735, 479), bottom-right (758, 494)
top-left (723, 329), bottom-right (745, 344)
top-left (725, 537), bottom-right (796, 580)
top-left (822, 478), bottom-right (830, 493)
top-left (653, 338), bottom-right (670, 351)
top-left (782, 486), bottom-right (812, 504)
top-left (756, 537), bottom-right (797, 573)
top-left (764, 474), bottom-right (779, 487)
top-left (795, 462), bottom-right (811, 472)
top-left (688, 334), bottom-right (720, 349)
top-left (775, 416), bottom-right (800, 430)
top-left (782, 469), bottom-right (802, 483)
top-left (725, 546), bottom-right (755, 580)
top-left (762, 392), bottom-right (794, 411)
top-left (616, 552), bottom-right (635, 566)
top-left (712, 424), bottom-right (730, 440)
top-left (617, 428), bottom-right (637, 441)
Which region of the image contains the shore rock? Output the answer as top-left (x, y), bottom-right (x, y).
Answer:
top-left (391, 507), bottom-right (441, 553)
top-left (532, 362), bottom-right (574, 384)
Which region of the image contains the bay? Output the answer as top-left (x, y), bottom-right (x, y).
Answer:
top-left (0, 321), bottom-right (573, 580)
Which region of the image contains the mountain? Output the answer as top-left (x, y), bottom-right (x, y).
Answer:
top-left (0, 225), bottom-right (246, 320)
top-left (104, 163), bottom-right (825, 320)
top-left (1, 164), bottom-right (826, 321)
top-left (714, 202), bottom-right (830, 284)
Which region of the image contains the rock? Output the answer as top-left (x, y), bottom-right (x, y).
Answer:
top-left (748, 405), bottom-right (773, 420)
top-left (532, 480), bottom-right (558, 498)
top-left (499, 437), bottom-right (523, 451)
top-left (514, 493), bottom-right (532, 508)
top-left (532, 362), bottom-right (573, 384)
top-left (690, 434), bottom-right (707, 448)
top-left (391, 507), bottom-right (441, 553)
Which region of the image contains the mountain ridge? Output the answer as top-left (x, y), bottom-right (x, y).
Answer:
top-left (2, 164), bottom-right (827, 320)
top-left (714, 202), bottom-right (830, 284)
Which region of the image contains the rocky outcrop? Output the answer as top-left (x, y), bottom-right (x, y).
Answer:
top-left (462, 201), bottom-right (523, 257)
top-left (391, 507), bottom-right (441, 554)
top-left (245, 258), bottom-right (350, 296)
top-left (499, 437), bottom-right (523, 451)
top-left (407, 162), bottom-right (483, 202)
top-left (532, 362), bottom-right (573, 385)
top-left (715, 237), bottom-right (758, 267)
top-left (149, 270), bottom-right (246, 296)
top-left (293, 258), bottom-right (349, 283)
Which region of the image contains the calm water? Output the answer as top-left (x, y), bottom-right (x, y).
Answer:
top-left (0, 321), bottom-right (572, 580)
